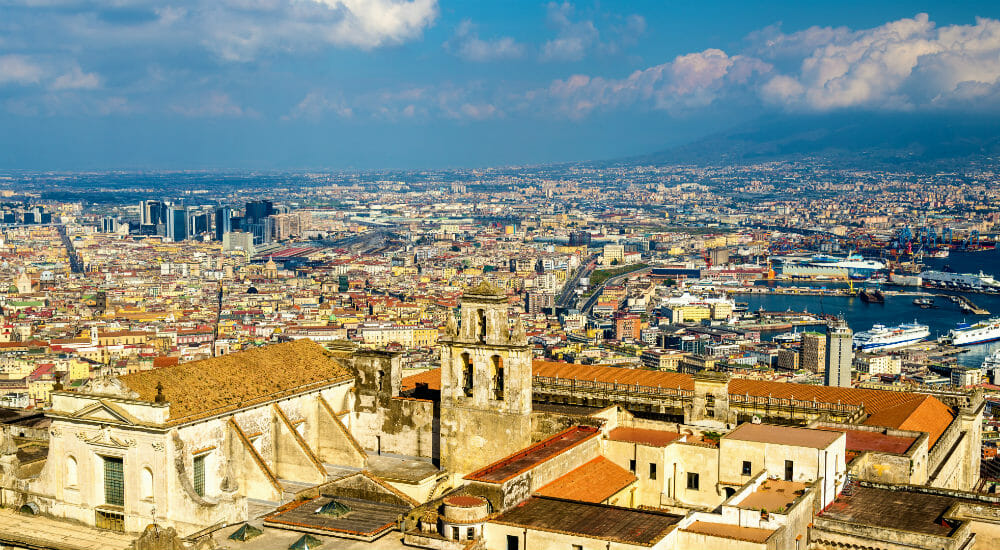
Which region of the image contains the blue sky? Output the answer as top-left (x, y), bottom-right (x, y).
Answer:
top-left (1, 1), bottom-right (1000, 170)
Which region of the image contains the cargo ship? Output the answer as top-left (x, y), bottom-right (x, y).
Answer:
top-left (853, 322), bottom-right (930, 351)
top-left (859, 288), bottom-right (885, 304)
top-left (940, 318), bottom-right (1000, 346)
top-left (920, 270), bottom-right (1000, 292)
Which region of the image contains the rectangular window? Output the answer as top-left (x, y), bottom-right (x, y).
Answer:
top-left (785, 460), bottom-right (794, 481)
top-left (95, 509), bottom-right (125, 533)
top-left (452, 526), bottom-right (460, 541)
top-left (193, 454), bottom-right (206, 497)
top-left (467, 527), bottom-right (475, 540)
top-left (742, 460), bottom-right (752, 476)
top-left (629, 459), bottom-right (636, 473)
top-left (572, 546), bottom-right (583, 550)
top-left (506, 535), bottom-right (520, 550)
top-left (649, 463), bottom-right (657, 480)
top-left (103, 456), bottom-right (124, 506)
top-left (687, 472), bottom-right (700, 490)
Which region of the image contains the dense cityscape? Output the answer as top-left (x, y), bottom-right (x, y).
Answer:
top-left (0, 162), bottom-right (997, 549)
top-left (4, 1), bottom-right (1000, 549)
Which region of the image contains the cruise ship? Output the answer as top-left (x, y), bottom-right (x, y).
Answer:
top-left (941, 318), bottom-right (1000, 346)
top-left (808, 253), bottom-right (886, 279)
top-left (853, 322), bottom-right (930, 351)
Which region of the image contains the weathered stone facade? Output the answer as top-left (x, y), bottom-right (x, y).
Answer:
top-left (438, 283), bottom-right (532, 476)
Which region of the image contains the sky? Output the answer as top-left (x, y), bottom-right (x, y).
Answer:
top-left (2, 1), bottom-right (1000, 170)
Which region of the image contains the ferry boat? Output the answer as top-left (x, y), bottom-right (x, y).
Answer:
top-left (941, 318), bottom-right (1000, 346)
top-left (853, 322), bottom-right (930, 351)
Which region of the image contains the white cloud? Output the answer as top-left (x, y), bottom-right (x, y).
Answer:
top-left (285, 91), bottom-right (354, 120)
top-left (760, 14), bottom-right (1000, 110)
top-left (204, 0), bottom-right (439, 61)
top-left (541, 2), bottom-right (599, 62)
top-left (0, 55), bottom-right (45, 85)
top-left (51, 66), bottom-right (101, 90)
top-left (539, 49), bottom-right (770, 118)
top-left (444, 20), bottom-right (524, 62)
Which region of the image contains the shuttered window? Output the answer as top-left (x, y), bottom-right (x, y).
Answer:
top-left (103, 456), bottom-right (124, 506)
top-left (193, 454), bottom-right (206, 497)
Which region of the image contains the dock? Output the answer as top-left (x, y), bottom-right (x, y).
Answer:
top-left (952, 295), bottom-right (990, 315)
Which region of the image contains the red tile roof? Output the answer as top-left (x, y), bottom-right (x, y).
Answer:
top-left (534, 457), bottom-right (636, 503)
top-left (863, 395), bottom-right (954, 448)
top-left (465, 426), bottom-right (600, 484)
top-left (607, 427), bottom-right (683, 447)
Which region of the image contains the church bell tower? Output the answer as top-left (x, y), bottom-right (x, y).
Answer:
top-left (439, 282), bottom-right (531, 475)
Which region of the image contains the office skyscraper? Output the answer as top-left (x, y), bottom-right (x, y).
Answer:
top-left (825, 320), bottom-right (853, 387)
top-left (214, 206), bottom-right (232, 241)
top-left (166, 206), bottom-right (189, 242)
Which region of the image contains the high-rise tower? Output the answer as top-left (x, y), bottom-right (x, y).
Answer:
top-left (825, 320), bottom-right (853, 387)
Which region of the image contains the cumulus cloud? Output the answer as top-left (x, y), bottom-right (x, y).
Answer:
top-left (759, 14), bottom-right (1000, 111)
top-left (0, 55), bottom-right (45, 85)
top-left (541, 2), bottom-right (600, 62)
top-left (51, 66), bottom-right (101, 91)
top-left (539, 49), bottom-right (770, 118)
top-left (285, 91), bottom-right (354, 120)
top-left (444, 20), bottom-right (524, 62)
top-left (536, 13), bottom-right (1000, 118)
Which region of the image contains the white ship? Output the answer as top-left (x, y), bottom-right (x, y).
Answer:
top-left (941, 318), bottom-right (1000, 346)
top-left (853, 322), bottom-right (930, 351)
top-left (919, 270), bottom-right (1000, 292)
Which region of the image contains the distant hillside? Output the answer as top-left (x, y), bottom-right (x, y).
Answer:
top-left (627, 112), bottom-right (1000, 168)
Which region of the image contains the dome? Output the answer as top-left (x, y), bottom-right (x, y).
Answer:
top-left (247, 286), bottom-right (259, 294)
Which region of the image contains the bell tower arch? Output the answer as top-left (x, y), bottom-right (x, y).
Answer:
top-left (439, 282), bottom-right (531, 475)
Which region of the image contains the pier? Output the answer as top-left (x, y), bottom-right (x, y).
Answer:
top-left (952, 295), bottom-right (990, 315)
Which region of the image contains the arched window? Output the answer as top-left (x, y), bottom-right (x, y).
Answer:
top-left (66, 456), bottom-right (78, 487)
top-left (461, 352), bottom-right (473, 397)
top-left (477, 309), bottom-right (487, 342)
top-left (491, 355), bottom-right (504, 401)
top-left (141, 467), bottom-right (154, 500)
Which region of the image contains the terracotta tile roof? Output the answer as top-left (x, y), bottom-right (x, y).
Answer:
top-left (534, 457), bottom-right (636, 503)
top-left (607, 427), bottom-right (683, 447)
top-left (681, 521), bottom-right (776, 544)
top-left (465, 426), bottom-right (600, 483)
top-left (724, 423), bottom-right (843, 449)
top-left (533, 361), bottom-right (694, 390)
top-left (728, 379), bottom-right (922, 415)
top-left (119, 339), bottom-right (352, 425)
top-left (863, 395), bottom-right (954, 448)
top-left (400, 368), bottom-right (441, 392)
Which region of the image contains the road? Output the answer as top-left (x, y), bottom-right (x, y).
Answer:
top-left (579, 265), bottom-right (652, 315)
top-left (556, 255), bottom-right (597, 309)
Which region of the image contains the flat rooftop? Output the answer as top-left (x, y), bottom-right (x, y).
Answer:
top-left (819, 486), bottom-right (960, 537)
top-left (723, 423), bottom-right (843, 449)
top-left (817, 427), bottom-right (917, 455)
top-left (736, 479), bottom-right (807, 513)
top-left (607, 426), bottom-right (683, 447)
top-left (264, 496), bottom-right (408, 540)
top-left (491, 496), bottom-right (682, 545)
top-left (681, 521), bottom-right (776, 544)
top-left (465, 426), bottom-right (599, 483)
